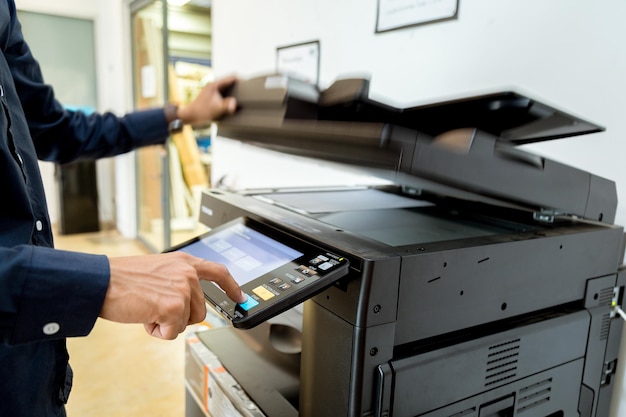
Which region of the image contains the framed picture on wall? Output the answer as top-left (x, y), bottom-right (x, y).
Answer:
top-left (276, 40), bottom-right (320, 86)
top-left (376, 0), bottom-right (459, 33)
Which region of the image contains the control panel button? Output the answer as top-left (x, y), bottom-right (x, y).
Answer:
top-left (253, 286), bottom-right (276, 300)
top-left (238, 295), bottom-right (259, 311)
top-left (297, 266), bottom-right (318, 276)
top-left (319, 261), bottom-right (334, 271)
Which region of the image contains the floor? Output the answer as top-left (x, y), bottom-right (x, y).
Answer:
top-left (54, 227), bottom-right (188, 417)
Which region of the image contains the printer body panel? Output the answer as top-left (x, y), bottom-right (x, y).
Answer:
top-left (387, 310), bottom-right (589, 417)
top-left (196, 187), bottom-right (624, 417)
top-left (395, 224), bottom-right (624, 344)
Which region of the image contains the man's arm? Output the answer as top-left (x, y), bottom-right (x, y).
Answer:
top-left (104, 252), bottom-right (245, 340)
top-left (0, 246), bottom-right (245, 345)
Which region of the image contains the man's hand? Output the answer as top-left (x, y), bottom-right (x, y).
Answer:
top-left (101, 252), bottom-right (246, 340)
top-left (178, 75), bottom-right (238, 125)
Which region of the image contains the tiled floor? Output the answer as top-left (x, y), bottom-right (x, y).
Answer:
top-left (54, 228), bottom-right (187, 417)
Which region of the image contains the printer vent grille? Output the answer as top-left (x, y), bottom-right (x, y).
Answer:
top-left (516, 378), bottom-right (553, 414)
top-left (484, 338), bottom-right (520, 386)
top-left (600, 313), bottom-right (611, 341)
top-left (599, 287), bottom-right (615, 305)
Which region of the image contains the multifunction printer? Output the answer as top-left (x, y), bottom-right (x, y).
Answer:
top-left (184, 74), bottom-right (625, 417)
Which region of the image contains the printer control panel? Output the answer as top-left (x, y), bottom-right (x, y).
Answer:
top-left (168, 217), bottom-right (350, 329)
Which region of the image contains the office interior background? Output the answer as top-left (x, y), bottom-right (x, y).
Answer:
top-left (14, 0), bottom-right (626, 415)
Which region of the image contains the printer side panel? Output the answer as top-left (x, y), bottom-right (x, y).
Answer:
top-left (394, 225), bottom-right (624, 344)
top-left (595, 267), bottom-right (626, 417)
top-left (300, 258), bottom-right (400, 417)
top-left (580, 274), bottom-right (621, 417)
top-left (299, 300), bottom-right (353, 416)
top-left (300, 302), bottom-right (397, 417)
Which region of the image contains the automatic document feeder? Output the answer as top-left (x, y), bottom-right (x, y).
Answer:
top-left (184, 75), bottom-right (626, 417)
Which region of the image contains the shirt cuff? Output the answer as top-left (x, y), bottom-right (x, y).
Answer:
top-left (11, 246), bottom-right (110, 344)
top-left (122, 107), bottom-right (170, 147)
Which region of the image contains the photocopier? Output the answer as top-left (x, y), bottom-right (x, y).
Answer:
top-left (184, 74), bottom-right (626, 417)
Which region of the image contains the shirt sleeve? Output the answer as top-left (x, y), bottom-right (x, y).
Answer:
top-left (30, 108), bottom-right (171, 163)
top-left (3, 6), bottom-right (169, 164)
top-left (0, 245), bottom-right (110, 345)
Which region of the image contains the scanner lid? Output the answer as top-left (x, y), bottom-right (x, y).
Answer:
top-left (216, 74), bottom-right (616, 224)
top-left (318, 78), bottom-right (606, 145)
top-left (222, 74), bottom-right (605, 144)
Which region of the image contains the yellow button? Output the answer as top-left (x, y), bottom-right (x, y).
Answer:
top-left (253, 286), bottom-right (275, 300)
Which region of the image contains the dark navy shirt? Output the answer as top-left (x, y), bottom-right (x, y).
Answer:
top-left (0, 2), bottom-right (170, 415)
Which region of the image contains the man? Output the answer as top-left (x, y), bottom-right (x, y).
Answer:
top-left (0, 2), bottom-right (246, 415)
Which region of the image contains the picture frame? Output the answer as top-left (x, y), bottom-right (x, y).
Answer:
top-left (376, 0), bottom-right (459, 33)
top-left (276, 40), bottom-right (320, 86)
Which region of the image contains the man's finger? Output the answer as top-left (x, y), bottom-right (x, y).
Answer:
top-left (193, 259), bottom-right (246, 303)
top-left (188, 278), bottom-right (208, 324)
top-left (215, 74), bottom-right (237, 93)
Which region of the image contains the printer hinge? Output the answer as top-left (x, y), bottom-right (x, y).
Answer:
top-left (533, 209), bottom-right (571, 223)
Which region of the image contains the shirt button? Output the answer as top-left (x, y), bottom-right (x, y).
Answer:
top-left (43, 322), bottom-right (60, 335)
top-left (35, 220), bottom-right (43, 231)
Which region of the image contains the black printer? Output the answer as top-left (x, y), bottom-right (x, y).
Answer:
top-left (185, 74), bottom-right (625, 417)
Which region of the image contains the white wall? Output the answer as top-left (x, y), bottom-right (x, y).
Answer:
top-left (210, 0), bottom-right (626, 415)
top-left (94, 0), bottom-right (137, 237)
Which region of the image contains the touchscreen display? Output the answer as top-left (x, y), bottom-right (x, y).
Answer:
top-left (178, 223), bottom-right (304, 287)
top-left (169, 217), bottom-right (350, 329)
